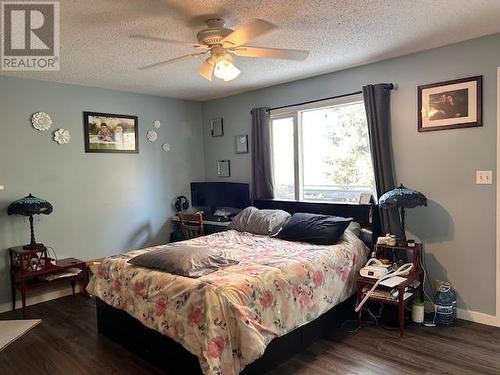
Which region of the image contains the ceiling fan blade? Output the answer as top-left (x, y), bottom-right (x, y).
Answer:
top-left (130, 34), bottom-right (207, 49)
top-left (231, 46), bottom-right (309, 61)
top-left (197, 58), bottom-right (215, 81)
top-left (221, 19), bottom-right (276, 47)
top-left (138, 52), bottom-right (207, 71)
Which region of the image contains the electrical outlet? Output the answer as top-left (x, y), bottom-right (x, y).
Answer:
top-left (476, 170), bottom-right (493, 184)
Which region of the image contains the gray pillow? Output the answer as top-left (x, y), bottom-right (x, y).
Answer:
top-left (128, 245), bottom-right (238, 278)
top-left (228, 206), bottom-right (291, 235)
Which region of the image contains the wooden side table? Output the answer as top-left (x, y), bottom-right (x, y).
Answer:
top-left (356, 242), bottom-right (425, 337)
top-left (9, 246), bottom-right (89, 316)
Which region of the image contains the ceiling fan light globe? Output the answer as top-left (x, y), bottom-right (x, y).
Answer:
top-left (223, 71), bottom-right (240, 81)
top-left (214, 58), bottom-right (240, 81)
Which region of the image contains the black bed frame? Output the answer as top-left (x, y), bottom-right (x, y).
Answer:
top-left (97, 295), bottom-right (356, 374)
top-left (96, 200), bottom-right (381, 374)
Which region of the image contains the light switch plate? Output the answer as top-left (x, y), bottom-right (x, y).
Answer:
top-left (476, 170), bottom-right (493, 184)
top-left (0, 185), bottom-right (4, 191)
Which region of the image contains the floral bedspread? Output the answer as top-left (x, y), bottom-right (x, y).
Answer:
top-left (87, 229), bottom-right (368, 375)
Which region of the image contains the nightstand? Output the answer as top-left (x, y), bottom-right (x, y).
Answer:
top-left (356, 242), bottom-right (425, 336)
top-left (9, 246), bottom-right (88, 316)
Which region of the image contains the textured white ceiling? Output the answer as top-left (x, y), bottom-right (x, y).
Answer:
top-left (2, 0), bottom-right (500, 101)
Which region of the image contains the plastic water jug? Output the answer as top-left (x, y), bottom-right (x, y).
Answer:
top-left (433, 282), bottom-right (456, 327)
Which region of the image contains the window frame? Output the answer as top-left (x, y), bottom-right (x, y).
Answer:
top-left (270, 93), bottom-right (373, 203)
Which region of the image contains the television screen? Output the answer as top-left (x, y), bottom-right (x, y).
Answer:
top-left (191, 182), bottom-right (250, 210)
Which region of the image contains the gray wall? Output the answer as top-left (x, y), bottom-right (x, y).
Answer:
top-left (0, 76), bottom-right (204, 307)
top-left (202, 33), bottom-right (500, 315)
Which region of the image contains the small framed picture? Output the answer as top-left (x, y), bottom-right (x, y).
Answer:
top-left (83, 112), bottom-right (139, 153)
top-left (217, 160), bottom-right (230, 177)
top-left (418, 76), bottom-right (482, 132)
top-left (211, 118), bottom-right (224, 137)
top-left (234, 134), bottom-right (248, 154)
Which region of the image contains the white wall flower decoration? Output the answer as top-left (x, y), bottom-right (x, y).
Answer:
top-left (153, 120), bottom-right (161, 129)
top-left (162, 143), bottom-right (171, 152)
top-left (54, 128), bottom-right (71, 144)
top-left (32, 112), bottom-right (52, 131)
top-left (147, 129), bottom-right (158, 142)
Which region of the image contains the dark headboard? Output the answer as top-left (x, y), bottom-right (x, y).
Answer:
top-left (254, 199), bottom-right (381, 246)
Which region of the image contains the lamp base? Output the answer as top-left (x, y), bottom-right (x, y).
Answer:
top-left (22, 243), bottom-right (46, 251)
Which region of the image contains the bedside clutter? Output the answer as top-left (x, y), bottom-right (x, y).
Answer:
top-left (356, 241), bottom-right (424, 337)
top-left (360, 186), bottom-right (458, 331)
top-left (356, 235), bottom-right (457, 335)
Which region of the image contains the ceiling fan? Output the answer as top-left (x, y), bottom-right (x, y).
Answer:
top-left (131, 18), bottom-right (309, 82)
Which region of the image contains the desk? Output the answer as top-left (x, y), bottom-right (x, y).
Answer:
top-left (171, 215), bottom-right (231, 228)
top-left (170, 215), bottom-right (230, 241)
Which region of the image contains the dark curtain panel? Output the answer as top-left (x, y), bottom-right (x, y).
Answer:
top-left (362, 84), bottom-right (403, 237)
top-left (251, 107), bottom-right (274, 200)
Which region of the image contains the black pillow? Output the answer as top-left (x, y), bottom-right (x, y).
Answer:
top-left (277, 213), bottom-right (352, 245)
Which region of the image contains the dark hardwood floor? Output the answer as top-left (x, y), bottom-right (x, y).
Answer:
top-left (1, 295), bottom-right (499, 375)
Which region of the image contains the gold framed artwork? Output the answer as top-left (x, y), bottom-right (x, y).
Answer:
top-left (418, 76), bottom-right (482, 132)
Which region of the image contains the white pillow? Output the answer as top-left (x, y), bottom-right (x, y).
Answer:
top-left (228, 206), bottom-right (291, 235)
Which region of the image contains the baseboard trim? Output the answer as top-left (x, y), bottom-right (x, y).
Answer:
top-left (0, 285), bottom-right (81, 314)
top-left (457, 308), bottom-right (500, 327)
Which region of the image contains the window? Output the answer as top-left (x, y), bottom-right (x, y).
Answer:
top-left (270, 94), bottom-right (375, 203)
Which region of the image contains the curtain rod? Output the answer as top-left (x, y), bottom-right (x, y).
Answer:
top-left (264, 84), bottom-right (394, 113)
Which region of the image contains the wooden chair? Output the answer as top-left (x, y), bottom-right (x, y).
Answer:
top-left (178, 212), bottom-right (204, 239)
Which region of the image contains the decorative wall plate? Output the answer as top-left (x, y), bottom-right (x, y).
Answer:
top-left (146, 129), bottom-right (158, 142)
top-left (54, 129), bottom-right (71, 144)
top-left (162, 143), bottom-right (171, 152)
top-left (153, 120), bottom-right (161, 129)
top-left (32, 112), bottom-right (52, 131)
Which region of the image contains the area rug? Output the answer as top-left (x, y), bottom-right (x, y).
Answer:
top-left (0, 319), bottom-right (41, 351)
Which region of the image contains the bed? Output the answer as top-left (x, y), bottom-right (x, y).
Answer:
top-left (89, 200), bottom-right (380, 374)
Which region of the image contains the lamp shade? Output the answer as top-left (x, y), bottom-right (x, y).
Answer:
top-left (8, 194), bottom-right (53, 249)
top-left (8, 194), bottom-right (53, 216)
top-left (379, 184), bottom-right (427, 209)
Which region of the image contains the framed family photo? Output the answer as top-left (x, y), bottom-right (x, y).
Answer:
top-left (83, 112), bottom-right (139, 153)
top-left (418, 76), bottom-right (482, 132)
